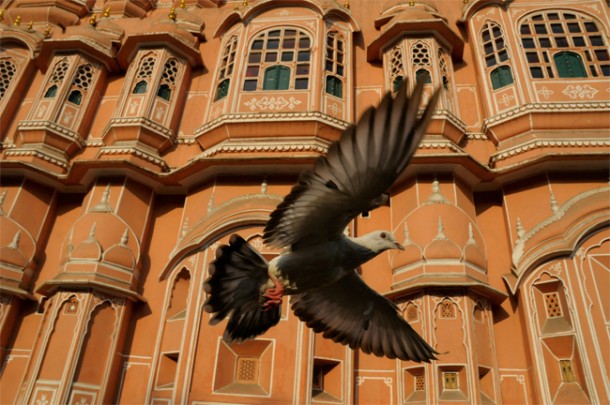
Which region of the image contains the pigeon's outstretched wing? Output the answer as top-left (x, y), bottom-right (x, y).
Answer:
top-left (291, 271), bottom-right (438, 362)
top-left (264, 80), bottom-right (439, 249)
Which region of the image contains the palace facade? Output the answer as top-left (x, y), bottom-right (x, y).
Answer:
top-left (0, 0), bottom-right (609, 403)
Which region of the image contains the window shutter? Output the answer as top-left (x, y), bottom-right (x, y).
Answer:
top-left (263, 66), bottom-right (278, 90)
top-left (277, 66), bottom-right (290, 90)
top-left (555, 51), bottom-right (587, 78)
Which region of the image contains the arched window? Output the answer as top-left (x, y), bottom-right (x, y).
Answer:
top-left (389, 46), bottom-right (405, 93)
top-left (392, 76), bottom-right (404, 93)
top-left (67, 90), bottom-right (82, 105)
top-left (42, 58), bottom-right (69, 99)
top-left (157, 84), bottom-right (171, 101)
top-left (411, 42), bottom-right (432, 81)
top-left (44, 85), bottom-right (58, 98)
top-left (0, 58), bottom-right (17, 102)
top-left (243, 28), bottom-right (312, 91)
top-left (157, 58), bottom-right (178, 101)
top-left (415, 68), bottom-right (431, 84)
top-left (133, 56), bottom-right (155, 92)
top-left (554, 51), bottom-right (587, 78)
top-left (214, 36), bottom-right (238, 101)
top-left (133, 81), bottom-right (147, 94)
top-left (215, 79), bottom-right (230, 101)
top-left (520, 11), bottom-right (609, 78)
top-left (325, 32), bottom-right (345, 98)
top-left (480, 21), bottom-right (514, 89)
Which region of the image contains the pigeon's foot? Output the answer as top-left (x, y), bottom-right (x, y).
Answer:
top-left (262, 273), bottom-right (284, 311)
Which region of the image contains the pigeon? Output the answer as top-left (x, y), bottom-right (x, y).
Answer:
top-left (203, 79), bottom-right (440, 362)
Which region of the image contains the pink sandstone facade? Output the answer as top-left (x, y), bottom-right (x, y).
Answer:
top-left (0, 0), bottom-right (609, 403)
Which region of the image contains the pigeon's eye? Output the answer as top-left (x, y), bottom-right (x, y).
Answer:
top-left (380, 232), bottom-right (387, 239)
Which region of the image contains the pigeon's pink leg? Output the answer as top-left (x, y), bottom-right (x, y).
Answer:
top-left (262, 274), bottom-right (284, 311)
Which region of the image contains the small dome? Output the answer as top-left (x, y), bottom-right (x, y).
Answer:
top-left (423, 217), bottom-right (462, 260)
top-left (0, 245), bottom-right (28, 268)
top-left (71, 239), bottom-right (102, 261)
top-left (103, 244), bottom-right (136, 270)
top-left (395, 201), bottom-right (487, 272)
top-left (70, 223), bottom-right (102, 261)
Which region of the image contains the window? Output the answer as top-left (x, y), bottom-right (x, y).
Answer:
top-left (443, 372), bottom-right (458, 390)
top-left (312, 358), bottom-right (341, 401)
top-left (0, 58), bottom-right (17, 101)
top-left (117, 49), bottom-right (186, 129)
top-left (481, 22), bottom-right (514, 89)
top-left (520, 11), bottom-right (609, 78)
top-left (236, 357), bottom-right (259, 384)
top-left (44, 85), bottom-right (58, 98)
top-left (157, 58), bottom-right (178, 101)
top-left (406, 302), bottom-right (418, 322)
top-left (133, 81), bottom-right (147, 94)
top-left (326, 76), bottom-right (342, 98)
top-left (389, 46), bottom-right (405, 93)
top-left (244, 28), bottom-right (312, 91)
top-left (440, 299), bottom-right (455, 319)
top-left (156, 84), bottom-right (171, 100)
top-left (415, 374), bottom-right (425, 391)
top-left (133, 55), bottom-right (155, 93)
top-left (559, 360), bottom-right (576, 383)
top-left (543, 292), bottom-right (563, 318)
top-left (215, 79), bottom-right (230, 101)
top-left (411, 41), bottom-right (432, 81)
top-left (68, 90), bottom-right (82, 105)
top-left (325, 32), bottom-right (345, 98)
top-left (215, 36), bottom-right (237, 101)
top-left (42, 58), bottom-right (69, 98)
top-left (415, 68), bottom-right (431, 84)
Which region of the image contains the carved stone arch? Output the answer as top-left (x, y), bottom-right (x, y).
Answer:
top-left (214, 0), bottom-right (359, 38)
top-left (0, 29), bottom-right (42, 59)
top-left (160, 194), bottom-right (283, 280)
top-left (516, 7), bottom-right (609, 37)
top-left (458, 0), bottom-right (512, 24)
top-left (505, 185), bottom-right (610, 294)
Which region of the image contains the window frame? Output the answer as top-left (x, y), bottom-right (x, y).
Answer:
top-left (243, 27), bottom-right (313, 92)
top-left (519, 11), bottom-right (609, 79)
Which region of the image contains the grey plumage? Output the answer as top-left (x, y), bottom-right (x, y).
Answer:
top-left (204, 80), bottom-right (440, 362)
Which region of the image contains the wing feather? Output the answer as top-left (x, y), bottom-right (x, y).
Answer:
top-left (265, 80), bottom-right (439, 249)
top-left (290, 272), bottom-right (438, 362)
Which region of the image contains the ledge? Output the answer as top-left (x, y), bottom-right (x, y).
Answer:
top-left (384, 273), bottom-right (507, 304)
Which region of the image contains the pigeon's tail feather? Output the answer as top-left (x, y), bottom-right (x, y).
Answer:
top-left (203, 234), bottom-right (281, 343)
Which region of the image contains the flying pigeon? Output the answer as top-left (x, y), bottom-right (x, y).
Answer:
top-left (204, 80), bottom-right (440, 362)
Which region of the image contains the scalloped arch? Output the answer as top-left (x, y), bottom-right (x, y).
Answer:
top-left (505, 185), bottom-right (610, 294)
top-left (159, 193), bottom-right (283, 280)
top-left (459, 0), bottom-right (512, 24)
top-left (0, 30), bottom-right (41, 59)
top-left (213, 0), bottom-right (360, 38)
top-left (514, 7), bottom-right (610, 37)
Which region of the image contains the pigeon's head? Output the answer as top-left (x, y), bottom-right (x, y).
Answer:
top-left (361, 230), bottom-right (405, 253)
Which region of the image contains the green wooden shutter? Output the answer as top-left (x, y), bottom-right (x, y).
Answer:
top-left (555, 52), bottom-right (587, 78)
top-left (392, 76), bottom-right (404, 92)
top-left (263, 66), bottom-right (290, 90)
top-left (263, 66), bottom-right (278, 90)
top-left (491, 66), bottom-right (514, 90)
top-left (215, 79), bottom-right (230, 101)
top-left (325, 76), bottom-right (343, 98)
top-left (277, 66), bottom-right (290, 90)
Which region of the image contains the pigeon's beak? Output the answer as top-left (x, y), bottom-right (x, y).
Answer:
top-left (394, 242), bottom-right (405, 250)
